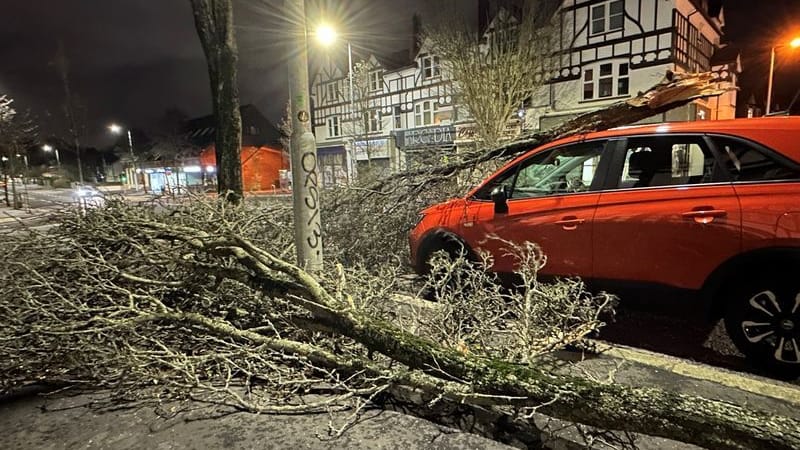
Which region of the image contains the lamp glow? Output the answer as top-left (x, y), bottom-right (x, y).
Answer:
top-left (315, 25), bottom-right (338, 46)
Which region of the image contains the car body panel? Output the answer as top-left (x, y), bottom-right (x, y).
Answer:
top-left (593, 184), bottom-right (741, 290)
top-left (460, 193), bottom-right (600, 275)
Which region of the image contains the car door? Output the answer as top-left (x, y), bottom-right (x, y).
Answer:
top-left (592, 134), bottom-right (741, 291)
top-left (460, 140), bottom-right (611, 277)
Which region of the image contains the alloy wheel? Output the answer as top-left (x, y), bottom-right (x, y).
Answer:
top-left (740, 290), bottom-right (800, 364)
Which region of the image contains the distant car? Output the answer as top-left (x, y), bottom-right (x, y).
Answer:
top-left (410, 117), bottom-right (800, 376)
top-left (73, 185), bottom-right (100, 198)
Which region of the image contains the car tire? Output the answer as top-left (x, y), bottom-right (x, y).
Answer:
top-left (723, 274), bottom-right (800, 379)
top-left (417, 235), bottom-right (472, 301)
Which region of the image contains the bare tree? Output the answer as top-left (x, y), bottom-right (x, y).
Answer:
top-left (55, 42), bottom-right (87, 185)
top-left (189, 0), bottom-right (243, 202)
top-left (0, 96), bottom-right (38, 209)
top-left (425, 0), bottom-right (560, 147)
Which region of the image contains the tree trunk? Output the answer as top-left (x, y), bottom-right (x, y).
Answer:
top-left (136, 222), bottom-right (800, 450)
top-left (189, 0), bottom-right (243, 202)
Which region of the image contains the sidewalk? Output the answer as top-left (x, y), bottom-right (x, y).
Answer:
top-left (2, 342), bottom-right (798, 450)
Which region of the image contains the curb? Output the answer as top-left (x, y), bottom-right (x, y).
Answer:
top-left (591, 340), bottom-right (800, 406)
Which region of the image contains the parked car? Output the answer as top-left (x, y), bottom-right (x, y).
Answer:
top-left (410, 117), bottom-right (800, 376)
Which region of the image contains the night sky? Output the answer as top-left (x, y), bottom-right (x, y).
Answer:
top-left (1, 0), bottom-right (798, 147)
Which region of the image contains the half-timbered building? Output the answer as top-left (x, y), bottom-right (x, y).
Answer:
top-left (309, 0), bottom-right (738, 183)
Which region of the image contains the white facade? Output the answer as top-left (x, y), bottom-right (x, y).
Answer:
top-left (310, 0), bottom-right (738, 183)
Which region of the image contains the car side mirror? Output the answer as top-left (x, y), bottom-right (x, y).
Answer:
top-left (490, 185), bottom-right (509, 215)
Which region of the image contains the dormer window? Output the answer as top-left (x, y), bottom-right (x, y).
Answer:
top-left (591, 0), bottom-right (624, 35)
top-left (420, 55), bottom-right (441, 79)
top-left (369, 70), bottom-right (382, 91)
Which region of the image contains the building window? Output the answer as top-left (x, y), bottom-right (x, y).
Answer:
top-left (325, 82), bottom-right (337, 103)
top-left (583, 69), bottom-right (594, 100)
top-left (617, 63), bottom-right (629, 96)
top-left (414, 100), bottom-right (438, 126)
top-left (598, 63), bottom-right (613, 97)
top-left (363, 110), bottom-right (381, 132)
top-left (369, 70), bottom-right (382, 91)
top-left (583, 63), bottom-right (629, 100)
top-left (420, 55), bottom-right (441, 79)
top-left (393, 106), bottom-right (403, 129)
top-left (591, 0), bottom-right (624, 35)
top-left (327, 116), bottom-right (340, 137)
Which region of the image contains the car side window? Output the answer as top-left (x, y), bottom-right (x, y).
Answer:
top-left (471, 141), bottom-right (606, 200)
top-left (511, 142), bottom-right (605, 199)
top-left (712, 136), bottom-right (800, 182)
top-left (616, 136), bottom-right (716, 189)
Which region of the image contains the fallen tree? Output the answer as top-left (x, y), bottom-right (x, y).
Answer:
top-left (1, 199), bottom-right (798, 450)
top-left (6, 73), bottom-right (793, 450)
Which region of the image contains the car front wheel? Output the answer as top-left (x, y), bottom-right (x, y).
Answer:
top-left (724, 276), bottom-right (800, 378)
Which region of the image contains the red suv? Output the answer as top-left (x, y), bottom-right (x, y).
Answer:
top-left (410, 117), bottom-right (800, 375)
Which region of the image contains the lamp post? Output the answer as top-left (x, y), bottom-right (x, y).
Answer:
top-left (766, 37), bottom-right (800, 115)
top-left (109, 124), bottom-right (139, 191)
top-left (286, 0), bottom-right (323, 271)
top-left (316, 24), bottom-right (356, 182)
top-left (42, 144), bottom-right (61, 168)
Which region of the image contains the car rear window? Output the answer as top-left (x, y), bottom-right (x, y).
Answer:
top-left (712, 137), bottom-right (800, 182)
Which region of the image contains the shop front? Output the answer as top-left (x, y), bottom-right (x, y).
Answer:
top-left (394, 125), bottom-right (456, 171)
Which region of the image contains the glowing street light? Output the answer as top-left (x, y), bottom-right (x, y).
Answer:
top-left (315, 25), bottom-right (338, 46)
top-left (42, 144), bottom-right (61, 168)
top-left (108, 123), bottom-right (139, 190)
top-left (315, 23), bottom-right (356, 182)
top-left (766, 36), bottom-right (800, 114)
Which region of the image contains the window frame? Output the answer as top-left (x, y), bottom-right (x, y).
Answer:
top-left (420, 55), bottom-right (441, 79)
top-left (414, 100), bottom-right (439, 126)
top-left (470, 139), bottom-right (614, 201)
top-left (590, 0), bottom-right (625, 36)
top-left (602, 134), bottom-right (729, 191)
top-left (707, 134), bottom-right (800, 184)
top-left (363, 109), bottom-right (381, 133)
top-left (325, 82), bottom-right (338, 104)
top-left (369, 70), bottom-right (382, 92)
top-left (327, 116), bottom-right (340, 138)
top-left (583, 62), bottom-right (630, 100)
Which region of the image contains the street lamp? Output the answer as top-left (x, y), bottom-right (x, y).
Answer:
top-left (766, 36), bottom-right (800, 114)
top-left (316, 24), bottom-right (354, 119)
top-left (286, 0), bottom-right (323, 271)
top-left (108, 123), bottom-right (139, 191)
top-left (42, 144), bottom-right (61, 168)
top-left (315, 23), bottom-right (356, 182)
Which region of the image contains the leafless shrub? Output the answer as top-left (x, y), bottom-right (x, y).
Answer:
top-left (418, 238), bottom-right (615, 362)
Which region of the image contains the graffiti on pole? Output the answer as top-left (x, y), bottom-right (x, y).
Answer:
top-left (301, 150), bottom-right (322, 255)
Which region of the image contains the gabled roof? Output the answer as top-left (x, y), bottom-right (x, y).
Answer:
top-left (185, 104), bottom-right (281, 149)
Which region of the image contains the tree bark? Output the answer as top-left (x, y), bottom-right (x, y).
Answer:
top-left (189, 0), bottom-right (243, 202)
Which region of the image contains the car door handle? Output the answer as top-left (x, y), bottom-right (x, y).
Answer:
top-left (682, 208), bottom-right (727, 224)
top-left (555, 216), bottom-right (585, 230)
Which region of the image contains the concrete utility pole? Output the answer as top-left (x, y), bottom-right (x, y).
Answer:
top-left (286, 0), bottom-right (323, 271)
